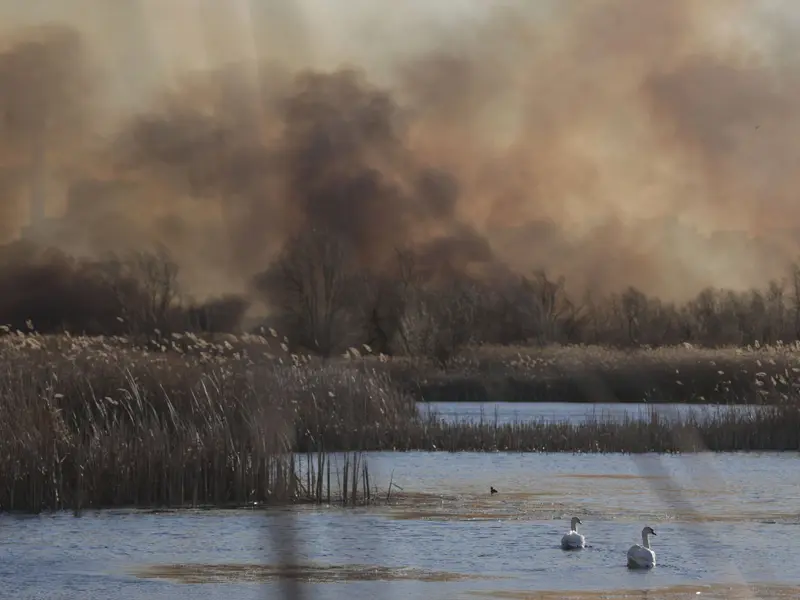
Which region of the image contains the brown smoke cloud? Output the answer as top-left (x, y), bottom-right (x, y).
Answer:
top-left (0, 0), bottom-right (799, 313)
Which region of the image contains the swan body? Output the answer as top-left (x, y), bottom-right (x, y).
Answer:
top-left (627, 526), bottom-right (657, 569)
top-left (561, 517), bottom-right (586, 550)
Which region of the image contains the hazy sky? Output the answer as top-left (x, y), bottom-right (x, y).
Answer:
top-left (0, 0), bottom-right (550, 104)
top-left (2, 1), bottom-right (800, 298)
top-left (0, 0), bottom-right (786, 109)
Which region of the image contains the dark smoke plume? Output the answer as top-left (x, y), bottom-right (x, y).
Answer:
top-left (0, 24), bottom-right (94, 241)
top-left (0, 1), bottom-right (800, 332)
top-left (115, 66), bottom-right (483, 278)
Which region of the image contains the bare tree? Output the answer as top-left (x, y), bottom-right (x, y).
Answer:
top-left (388, 248), bottom-right (425, 355)
top-left (521, 270), bottom-right (571, 344)
top-left (254, 229), bottom-right (366, 357)
top-left (791, 262), bottom-right (800, 340)
top-left (94, 246), bottom-right (180, 335)
top-left (428, 281), bottom-right (479, 368)
top-left (396, 278), bottom-right (478, 368)
top-left (765, 278), bottom-right (786, 343)
top-left (621, 286), bottom-right (648, 345)
top-left (129, 245), bottom-right (180, 332)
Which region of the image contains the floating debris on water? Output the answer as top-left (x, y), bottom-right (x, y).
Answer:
top-left (133, 562), bottom-right (500, 584)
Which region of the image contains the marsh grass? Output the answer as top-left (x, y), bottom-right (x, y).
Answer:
top-left (405, 342), bottom-right (800, 404)
top-left (409, 403), bottom-right (800, 452)
top-left (2, 332), bottom-right (800, 513)
top-left (0, 331), bottom-right (405, 512)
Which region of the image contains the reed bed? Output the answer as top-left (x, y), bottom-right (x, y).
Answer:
top-left (0, 331), bottom-right (405, 512)
top-left (402, 341), bottom-right (800, 404)
top-left (405, 404), bottom-right (800, 452)
top-left (2, 332), bottom-right (800, 513)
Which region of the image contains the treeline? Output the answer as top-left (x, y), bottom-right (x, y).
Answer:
top-left (259, 229), bottom-right (800, 361)
top-left (0, 241), bottom-right (247, 335)
top-left (5, 231), bottom-right (800, 359)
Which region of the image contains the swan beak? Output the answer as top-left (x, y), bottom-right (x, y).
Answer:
top-left (651, 531), bottom-right (657, 536)
top-left (577, 519), bottom-right (582, 524)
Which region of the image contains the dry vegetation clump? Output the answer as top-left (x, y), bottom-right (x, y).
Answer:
top-left (406, 403), bottom-right (800, 452)
top-left (0, 331), bottom-right (413, 513)
top-left (405, 342), bottom-right (800, 405)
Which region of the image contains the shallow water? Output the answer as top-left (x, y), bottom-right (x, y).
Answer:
top-left (420, 401), bottom-right (763, 425)
top-left (2, 452), bottom-right (799, 599)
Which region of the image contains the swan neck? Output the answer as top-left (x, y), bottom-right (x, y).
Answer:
top-left (641, 532), bottom-right (650, 549)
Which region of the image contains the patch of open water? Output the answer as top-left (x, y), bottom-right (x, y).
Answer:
top-left (1, 452), bottom-right (798, 599)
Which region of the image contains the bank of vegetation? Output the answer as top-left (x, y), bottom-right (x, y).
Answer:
top-left (5, 238), bottom-right (800, 408)
top-left (1, 332), bottom-right (799, 513)
top-left (8, 236), bottom-right (800, 367)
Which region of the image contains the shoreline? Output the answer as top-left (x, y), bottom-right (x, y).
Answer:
top-left (415, 398), bottom-right (768, 405)
top-left (391, 343), bottom-right (800, 405)
top-left (1, 444), bottom-right (797, 515)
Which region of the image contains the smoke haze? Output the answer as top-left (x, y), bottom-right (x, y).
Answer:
top-left (0, 0), bottom-right (799, 307)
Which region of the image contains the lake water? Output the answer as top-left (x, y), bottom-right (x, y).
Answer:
top-left (3, 451), bottom-right (799, 599)
top-left (419, 401), bottom-right (763, 425)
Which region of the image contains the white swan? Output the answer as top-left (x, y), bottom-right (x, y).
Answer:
top-left (627, 526), bottom-right (657, 569)
top-left (560, 516), bottom-right (586, 550)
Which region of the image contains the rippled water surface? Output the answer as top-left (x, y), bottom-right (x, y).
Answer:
top-left (421, 401), bottom-right (763, 425)
top-left (2, 451), bottom-right (799, 599)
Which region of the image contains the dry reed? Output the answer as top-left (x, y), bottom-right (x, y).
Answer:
top-left (399, 342), bottom-right (800, 404)
top-left (2, 332), bottom-right (800, 514)
top-left (409, 404), bottom-right (800, 452)
top-left (0, 331), bottom-right (400, 512)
